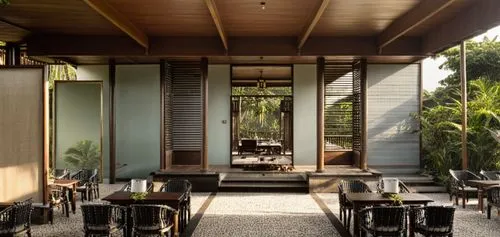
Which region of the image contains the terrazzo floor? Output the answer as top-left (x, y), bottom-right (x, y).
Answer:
top-left (31, 184), bottom-right (500, 237)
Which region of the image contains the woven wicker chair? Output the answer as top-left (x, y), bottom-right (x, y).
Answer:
top-left (49, 185), bottom-right (70, 220)
top-left (480, 170), bottom-right (500, 180)
top-left (359, 205), bottom-right (408, 237)
top-left (376, 180), bottom-right (412, 193)
top-left (130, 204), bottom-right (176, 237)
top-left (411, 206), bottom-right (455, 237)
top-left (448, 169), bottom-right (481, 208)
top-left (338, 179), bottom-right (371, 228)
top-left (0, 198), bottom-right (33, 237)
top-left (160, 179), bottom-right (192, 232)
top-left (71, 169), bottom-right (97, 202)
top-left (486, 185), bottom-right (500, 219)
top-left (81, 204), bottom-right (126, 237)
top-left (54, 169), bottom-right (70, 180)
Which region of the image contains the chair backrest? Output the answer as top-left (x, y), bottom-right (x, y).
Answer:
top-left (120, 181), bottom-right (153, 192)
top-left (480, 170), bottom-right (500, 180)
top-left (377, 180), bottom-right (411, 193)
top-left (160, 179), bottom-right (192, 193)
top-left (81, 204), bottom-right (125, 231)
top-left (422, 206), bottom-right (455, 232)
top-left (371, 206), bottom-right (407, 232)
top-left (130, 204), bottom-right (175, 231)
top-left (241, 139), bottom-right (257, 152)
top-left (0, 205), bottom-right (16, 231)
top-left (449, 169), bottom-right (480, 183)
top-left (339, 179), bottom-right (371, 193)
top-left (13, 198), bottom-right (33, 229)
top-left (54, 169), bottom-right (70, 179)
top-left (487, 186), bottom-right (500, 205)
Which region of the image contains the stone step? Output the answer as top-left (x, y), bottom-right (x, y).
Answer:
top-left (218, 181), bottom-right (308, 193)
top-left (222, 176), bottom-right (306, 182)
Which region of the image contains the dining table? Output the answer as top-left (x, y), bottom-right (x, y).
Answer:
top-left (346, 193), bottom-right (434, 237)
top-left (50, 179), bottom-right (80, 214)
top-left (466, 180), bottom-right (500, 213)
top-left (102, 191), bottom-right (185, 237)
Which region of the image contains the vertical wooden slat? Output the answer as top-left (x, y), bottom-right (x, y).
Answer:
top-left (109, 59), bottom-right (116, 184)
top-left (43, 66), bottom-right (49, 204)
top-left (160, 59), bottom-right (166, 170)
top-left (317, 57), bottom-right (325, 172)
top-left (460, 41), bottom-right (468, 169)
top-left (201, 57), bottom-right (209, 171)
top-left (360, 59), bottom-right (368, 171)
top-left (419, 62), bottom-right (424, 169)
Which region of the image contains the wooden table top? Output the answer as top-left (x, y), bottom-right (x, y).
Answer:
top-left (51, 179), bottom-right (80, 187)
top-left (102, 191), bottom-right (185, 202)
top-left (346, 193), bottom-right (434, 204)
top-left (467, 180), bottom-right (500, 187)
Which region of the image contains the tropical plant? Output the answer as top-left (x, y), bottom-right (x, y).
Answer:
top-left (63, 140), bottom-right (100, 170)
top-left (0, 0), bottom-right (9, 6)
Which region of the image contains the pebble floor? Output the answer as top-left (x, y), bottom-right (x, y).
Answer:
top-left (31, 184), bottom-right (500, 237)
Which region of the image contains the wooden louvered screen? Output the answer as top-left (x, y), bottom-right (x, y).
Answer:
top-left (324, 61), bottom-right (360, 151)
top-left (352, 61), bottom-right (361, 151)
top-left (171, 62), bottom-right (202, 151)
top-left (164, 62), bottom-right (173, 151)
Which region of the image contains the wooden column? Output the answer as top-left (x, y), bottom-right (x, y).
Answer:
top-left (360, 59), bottom-right (368, 171)
top-left (460, 41), bottom-right (468, 169)
top-left (160, 59), bottom-right (166, 170)
top-left (201, 57), bottom-right (209, 172)
top-left (316, 57), bottom-right (325, 172)
top-left (109, 59), bottom-right (116, 183)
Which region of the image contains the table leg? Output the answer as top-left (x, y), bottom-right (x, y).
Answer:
top-left (409, 207), bottom-right (415, 237)
top-left (353, 203), bottom-right (360, 237)
top-left (71, 184), bottom-right (77, 214)
top-left (174, 211), bottom-right (179, 237)
top-left (478, 188), bottom-right (484, 213)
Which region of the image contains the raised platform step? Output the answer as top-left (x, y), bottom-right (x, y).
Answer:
top-left (219, 182), bottom-right (308, 193)
top-left (222, 173), bottom-right (306, 182)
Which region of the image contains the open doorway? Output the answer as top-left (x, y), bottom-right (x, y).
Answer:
top-left (230, 65), bottom-right (293, 167)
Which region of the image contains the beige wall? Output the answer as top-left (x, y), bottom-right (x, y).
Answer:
top-left (0, 68), bottom-right (46, 203)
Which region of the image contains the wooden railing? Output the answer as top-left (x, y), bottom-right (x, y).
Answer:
top-left (325, 135), bottom-right (352, 150)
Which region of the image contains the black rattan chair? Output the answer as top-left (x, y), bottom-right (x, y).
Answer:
top-left (160, 179), bottom-right (192, 232)
top-left (81, 204), bottom-right (126, 237)
top-left (54, 169), bottom-right (70, 180)
top-left (411, 206), bottom-right (455, 237)
top-left (480, 170), bottom-right (500, 180)
top-left (359, 205), bottom-right (408, 237)
top-left (130, 204), bottom-right (176, 237)
top-left (449, 169), bottom-right (481, 208)
top-left (71, 169), bottom-right (99, 202)
top-left (49, 185), bottom-right (70, 220)
top-left (0, 198), bottom-right (33, 237)
top-left (486, 185), bottom-right (500, 219)
top-left (338, 179), bottom-right (371, 228)
top-left (376, 179), bottom-right (412, 193)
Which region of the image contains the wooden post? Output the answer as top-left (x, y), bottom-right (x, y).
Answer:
top-left (109, 59), bottom-right (116, 183)
top-left (316, 57), bottom-right (325, 172)
top-left (360, 59), bottom-right (368, 171)
top-left (460, 41), bottom-right (468, 169)
top-left (201, 57), bottom-right (209, 172)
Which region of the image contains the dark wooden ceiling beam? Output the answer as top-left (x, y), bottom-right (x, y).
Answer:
top-left (83, 0), bottom-right (149, 49)
top-left (204, 0), bottom-right (228, 52)
top-left (423, 0), bottom-right (500, 54)
top-left (378, 0), bottom-right (455, 53)
top-left (297, 0), bottom-right (330, 51)
top-left (26, 35), bottom-right (424, 57)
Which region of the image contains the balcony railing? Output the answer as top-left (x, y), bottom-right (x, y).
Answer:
top-left (325, 135), bottom-right (352, 150)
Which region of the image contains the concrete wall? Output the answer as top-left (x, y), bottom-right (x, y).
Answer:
top-left (115, 65), bottom-right (160, 178)
top-left (77, 66), bottom-right (110, 178)
top-left (207, 65), bottom-right (231, 165)
top-left (366, 64), bottom-right (420, 173)
top-left (55, 83), bottom-right (102, 172)
top-left (293, 64), bottom-right (317, 165)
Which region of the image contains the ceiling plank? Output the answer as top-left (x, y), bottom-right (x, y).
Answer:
top-left (423, 0), bottom-right (500, 54)
top-left (378, 0), bottom-right (456, 52)
top-left (27, 35), bottom-right (424, 57)
top-left (204, 0), bottom-right (228, 51)
top-left (83, 0), bottom-right (148, 49)
top-left (297, 0), bottom-right (330, 50)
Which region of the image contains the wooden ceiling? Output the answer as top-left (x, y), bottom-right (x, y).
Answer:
top-left (0, 0), bottom-right (494, 64)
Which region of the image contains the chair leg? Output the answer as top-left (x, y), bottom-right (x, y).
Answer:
top-left (487, 205), bottom-right (492, 219)
top-left (339, 207), bottom-right (343, 221)
top-left (455, 194), bottom-right (458, 206)
top-left (347, 209), bottom-right (352, 228)
top-left (462, 191), bottom-right (466, 208)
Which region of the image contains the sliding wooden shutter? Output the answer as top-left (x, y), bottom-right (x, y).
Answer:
top-left (171, 62), bottom-right (202, 151)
